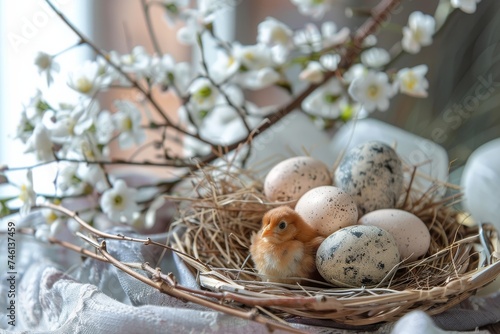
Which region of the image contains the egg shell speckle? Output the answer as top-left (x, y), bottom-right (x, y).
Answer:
top-left (264, 156), bottom-right (332, 204)
top-left (295, 186), bottom-right (358, 237)
top-left (334, 141), bottom-right (404, 215)
top-left (316, 225), bottom-right (400, 287)
top-left (358, 209), bottom-right (430, 262)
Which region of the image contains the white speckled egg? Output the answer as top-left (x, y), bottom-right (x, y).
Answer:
top-left (358, 209), bottom-right (430, 262)
top-left (264, 156), bottom-right (332, 204)
top-left (295, 186), bottom-right (358, 237)
top-left (334, 141), bottom-right (404, 216)
top-left (316, 225), bottom-right (400, 287)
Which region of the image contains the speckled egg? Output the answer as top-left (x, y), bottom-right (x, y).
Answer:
top-left (316, 225), bottom-right (400, 287)
top-left (295, 186), bottom-right (358, 237)
top-left (358, 209), bottom-right (430, 262)
top-left (264, 156), bottom-right (332, 204)
top-left (334, 141), bottom-right (404, 216)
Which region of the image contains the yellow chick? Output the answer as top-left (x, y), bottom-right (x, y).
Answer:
top-left (249, 206), bottom-right (325, 284)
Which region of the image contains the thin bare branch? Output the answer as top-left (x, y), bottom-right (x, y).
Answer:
top-left (141, 0), bottom-right (163, 55)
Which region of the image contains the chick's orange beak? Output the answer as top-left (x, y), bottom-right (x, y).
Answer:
top-left (261, 225), bottom-right (272, 238)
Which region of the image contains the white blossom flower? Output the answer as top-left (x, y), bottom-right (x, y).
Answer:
top-left (17, 91), bottom-right (51, 143)
top-left (19, 170), bottom-right (36, 216)
top-left (181, 85), bottom-right (264, 156)
top-left (41, 207), bottom-right (65, 237)
top-left (188, 77), bottom-right (219, 111)
top-left (68, 61), bottom-right (111, 96)
top-left (16, 111), bottom-right (34, 144)
top-left (319, 54), bottom-right (340, 71)
top-left (81, 164), bottom-right (108, 193)
top-left (343, 63), bottom-right (368, 83)
top-left (451, 0), bottom-right (481, 14)
top-left (162, 0), bottom-right (189, 25)
top-left (237, 67), bottom-right (280, 90)
top-left (212, 43), bottom-right (280, 89)
top-left (152, 54), bottom-right (192, 94)
top-left (70, 135), bottom-right (109, 163)
top-left (257, 17), bottom-right (293, 63)
top-left (199, 88), bottom-right (263, 145)
top-left (113, 100), bottom-right (146, 149)
top-left (34, 51), bottom-right (60, 86)
top-left (210, 50), bottom-right (241, 84)
top-left (100, 179), bottom-right (139, 223)
top-left (299, 61), bottom-right (324, 84)
top-left (96, 55), bottom-right (122, 83)
top-left (291, 0), bottom-right (334, 19)
top-left (294, 24), bottom-right (321, 52)
top-left (56, 163), bottom-right (84, 195)
top-left (362, 35), bottom-right (378, 48)
top-left (177, 16), bottom-right (202, 45)
top-left (199, 105), bottom-right (244, 145)
top-left (182, 134), bottom-right (212, 157)
top-left (258, 17), bottom-right (293, 48)
top-left (116, 46), bottom-right (151, 78)
top-left (402, 11), bottom-right (435, 54)
top-left (397, 65), bottom-right (429, 98)
top-left (320, 22), bottom-right (350, 49)
top-left (294, 22), bottom-right (350, 53)
top-left (35, 222), bottom-right (64, 242)
top-left (219, 85), bottom-right (246, 109)
top-left (361, 47), bottom-right (391, 69)
top-left (233, 44), bottom-right (274, 71)
top-left (95, 110), bottom-right (115, 144)
top-left (24, 90), bottom-right (51, 123)
top-left (24, 123), bottom-right (53, 162)
top-left (56, 161), bottom-right (104, 195)
top-left (348, 71), bottom-right (395, 112)
top-left (176, 2), bottom-right (218, 45)
top-left (302, 78), bottom-right (347, 118)
top-left (47, 100), bottom-right (99, 143)
top-left (225, 43), bottom-right (282, 89)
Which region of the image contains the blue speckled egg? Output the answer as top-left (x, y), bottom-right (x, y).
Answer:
top-left (334, 141), bottom-right (403, 215)
top-left (316, 225), bottom-right (400, 287)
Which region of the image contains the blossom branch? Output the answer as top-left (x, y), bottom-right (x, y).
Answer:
top-left (41, 0), bottom-right (402, 171)
top-left (198, 0), bottom-right (402, 166)
top-left (23, 0), bottom-right (458, 231)
top-left (384, 7), bottom-right (459, 71)
top-left (44, 0), bottom-right (215, 147)
top-left (3, 157), bottom-right (196, 172)
top-left (196, 33), bottom-right (252, 135)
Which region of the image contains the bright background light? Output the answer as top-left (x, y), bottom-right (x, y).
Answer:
top-left (0, 0), bottom-right (90, 191)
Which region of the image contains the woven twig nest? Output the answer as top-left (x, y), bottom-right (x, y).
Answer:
top-left (169, 161), bottom-right (500, 326)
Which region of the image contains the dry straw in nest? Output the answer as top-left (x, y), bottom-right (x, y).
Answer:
top-left (169, 161), bottom-right (500, 326)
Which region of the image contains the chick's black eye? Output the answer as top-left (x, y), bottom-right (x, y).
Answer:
top-left (278, 221), bottom-right (287, 230)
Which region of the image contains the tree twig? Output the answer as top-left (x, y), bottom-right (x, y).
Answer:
top-left (26, 213), bottom-right (305, 333)
top-left (141, 0), bottom-right (163, 55)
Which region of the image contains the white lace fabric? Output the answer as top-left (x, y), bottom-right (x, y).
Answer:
top-left (1, 212), bottom-right (499, 333)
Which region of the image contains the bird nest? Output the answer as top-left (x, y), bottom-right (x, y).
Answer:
top-left (168, 161), bottom-right (500, 326)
